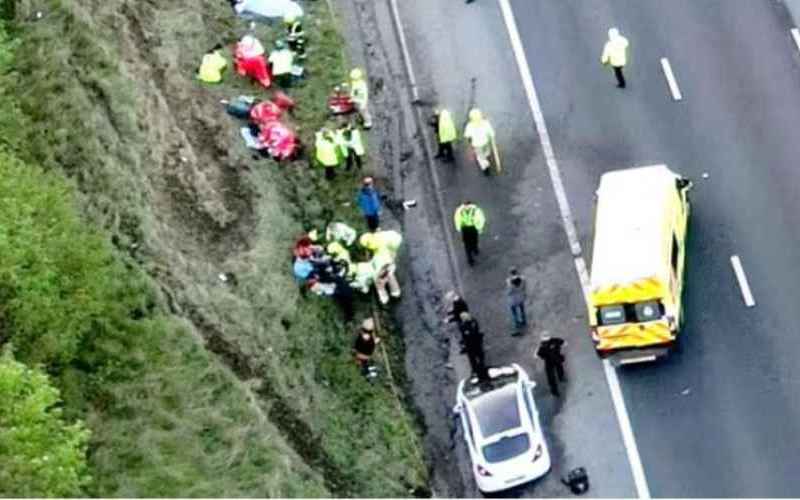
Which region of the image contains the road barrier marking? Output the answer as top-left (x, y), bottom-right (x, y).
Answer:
top-left (498, 0), bottom-right (650, 497)
top-left (730, 255), bottom-right (756, 307)
top-left (389, 0), bottom-right (420, 102)
top-left (660, 57), bottom-right (683, 101)
top-left (791, 28), bottom-right (800, 54)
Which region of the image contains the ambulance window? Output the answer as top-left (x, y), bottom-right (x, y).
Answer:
top-left (598, 305), bottom-right (626, 325)
top-left (671, 234), bottom-right (679, 273)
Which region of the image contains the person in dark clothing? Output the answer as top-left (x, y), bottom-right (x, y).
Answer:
top-left (536, 336), bottom-right (567, 396)
top-left (444, 290), bottom-right (470, 325)
top-left (353, 318), bottom-right (380, 378)
top-left (332, 275), bottom-right (355, 323)
top-left (459, 312), bottom-right (488, 381)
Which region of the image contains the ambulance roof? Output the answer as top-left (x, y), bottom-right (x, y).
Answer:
top-left (590, 165), bottom-right (677, 291)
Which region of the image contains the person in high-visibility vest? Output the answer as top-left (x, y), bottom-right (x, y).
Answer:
top-left (315, 129), bottom-right (340, 180)
top-left (269, 40), bottom-right (296, 87)
top-left (197, 45), bottom-right (227, 83)
top-left (284, 13), bottom-right (306, 60)
top-left (371, 248), bottom-right (401, 305)
top-left (349, 68), bottom-right (372, 129)
top-left (343, 123), bottom-right (366, 170)
top-left (463, 109), bottom-right (495, 174)
top-left (430, 109), bottom-right (457, 162)
top-left (601, 27), bottom-right (629, 88)
top-left (454, 201), bottom-right (486, 266)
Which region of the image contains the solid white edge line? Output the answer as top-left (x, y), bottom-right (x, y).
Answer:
top-left (389, 0), bottom-right (420, 102)
top-left (660, 57), bottom-right (683, 101)
top-left (497, 0), bottom-right (651, 497)
top-left (730, 255), bottom-right (756, 307)
top-left (791, 28), bottom-right (800, 54)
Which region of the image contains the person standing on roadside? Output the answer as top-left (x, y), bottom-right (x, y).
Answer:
top-left (454, 201), bottom-right (486, 266)
top-left (444, 290), bottom-right (470, 325)
top-left (506, 267), bottom-right (528, 334)
top-left (463, 109), bottom-right (496, 175)
top-left (429, 109), bottom-right (457, 162)
top-left (601, 28), bottom-right (629, 88)
top-left (536, 336), bottom-right (567, 397)
top-left (356, 177), bottom-right (381, 231)
top-left (353, 318), bottom-right (380, 379)
top-left (349, 68), bottom-right (372, 129)
top-left (459, 312), bottom-right (488, 381)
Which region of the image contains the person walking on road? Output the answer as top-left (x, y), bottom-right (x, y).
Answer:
top-left (536, 335), bottom-right (567, 396)
top-left (356, 176), bottom-right (382, 231)
top-left (430, 108), bottom-right (457, 162)
top-left (463, 109), bottom-right (497, 174)
top-left (506, 267), bottom-right (528, 334)
top-left (601, 28), bottom-right (629, 88)
top-left (454, 201), bottom-right (486, 266)
top-left (459, 312), bottom-right (488, 381)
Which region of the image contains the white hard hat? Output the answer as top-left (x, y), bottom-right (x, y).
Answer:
top-left (608, 27), bottom-right (620, 39)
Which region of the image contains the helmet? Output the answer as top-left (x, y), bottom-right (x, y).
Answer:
top-left (350, 68), bottom-right (364, 80)
top-left (608, 27), bottom-right (620, 39)
top-left (275, 39), bottom-right (286, 50)
top-left (284, 13), bottom-right (297, 24)
top-left (361, 318), bottom-right (375, 332)
top-left (468, 108), bottom-right (482, 121)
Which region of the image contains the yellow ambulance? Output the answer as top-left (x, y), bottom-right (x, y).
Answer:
top-left (588, 164), bottom-right (692, 364)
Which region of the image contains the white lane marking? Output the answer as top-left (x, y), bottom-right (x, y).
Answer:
top-left (791, 28), bottom-right (800, 54)
top-left (730, 255), bottom-right (756, 307)
top-left (498, 0), bottom-right (651, 497)
top-left (660, 57), bottom-right (683, 101)
top-left (389, 0), bottom-right (420, 102)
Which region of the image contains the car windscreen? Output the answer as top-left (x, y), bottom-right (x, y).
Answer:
top-left (482, 433), bottom-right (530, 464)
top-left (472, 385), bottom-right (521, 436)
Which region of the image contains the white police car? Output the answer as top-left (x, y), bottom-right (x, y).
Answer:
top-left (453, 364), bottom-right (551, 494)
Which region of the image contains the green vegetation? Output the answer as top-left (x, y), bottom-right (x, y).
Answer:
top-left (0, 352), bottom-right (90, 497)
top-left (0, 0), bottom-right (428, 496)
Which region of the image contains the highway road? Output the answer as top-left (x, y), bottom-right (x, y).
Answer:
top-left (508, 0), bottom-right (800, 496)
top-left (390, 0), bottom-right (800, 496)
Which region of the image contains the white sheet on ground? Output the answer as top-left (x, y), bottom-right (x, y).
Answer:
top-left (235, 0), bottom-right (303, 20)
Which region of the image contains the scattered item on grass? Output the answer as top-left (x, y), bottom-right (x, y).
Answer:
top-left (328, 85), bottom-right (355, 115)
top-left (702, 172), bottom-right (709, 179)
top-left (197, 46), bottom-right (228, 83)
top-left (234, 0), bottom-right (303, 22)
top-left (225, 95), bottom-right (256, 119)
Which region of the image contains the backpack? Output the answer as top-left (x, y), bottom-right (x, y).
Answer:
top-left (562, 467), bottom-right (589, 495)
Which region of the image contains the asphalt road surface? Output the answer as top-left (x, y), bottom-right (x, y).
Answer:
top-left (509, 0), bottom-right (800, 496)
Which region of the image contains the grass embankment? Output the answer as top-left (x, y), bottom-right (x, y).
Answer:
top-left (2, 0), bottom-right (427, 496)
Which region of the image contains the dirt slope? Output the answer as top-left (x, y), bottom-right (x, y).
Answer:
top-left (9, 0), bottom-right (426, 495)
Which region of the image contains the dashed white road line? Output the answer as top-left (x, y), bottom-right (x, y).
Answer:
top-left (498, 0), bottom-right (651, 498)
top-left (730, 255), bottom-right (756, 307)
top-left (791, 28), bottom-right (800, 54)
top-left (660, 57), bottom-right (683, 101)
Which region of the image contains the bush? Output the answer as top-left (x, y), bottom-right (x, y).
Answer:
top-left (0, 149), bottom-right (144, 367)
top-left (0, 352), bottom-right (91, 497)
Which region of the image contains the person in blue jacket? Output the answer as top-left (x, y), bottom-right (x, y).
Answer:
top-left (356, 176), bottom-right (382, 231)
